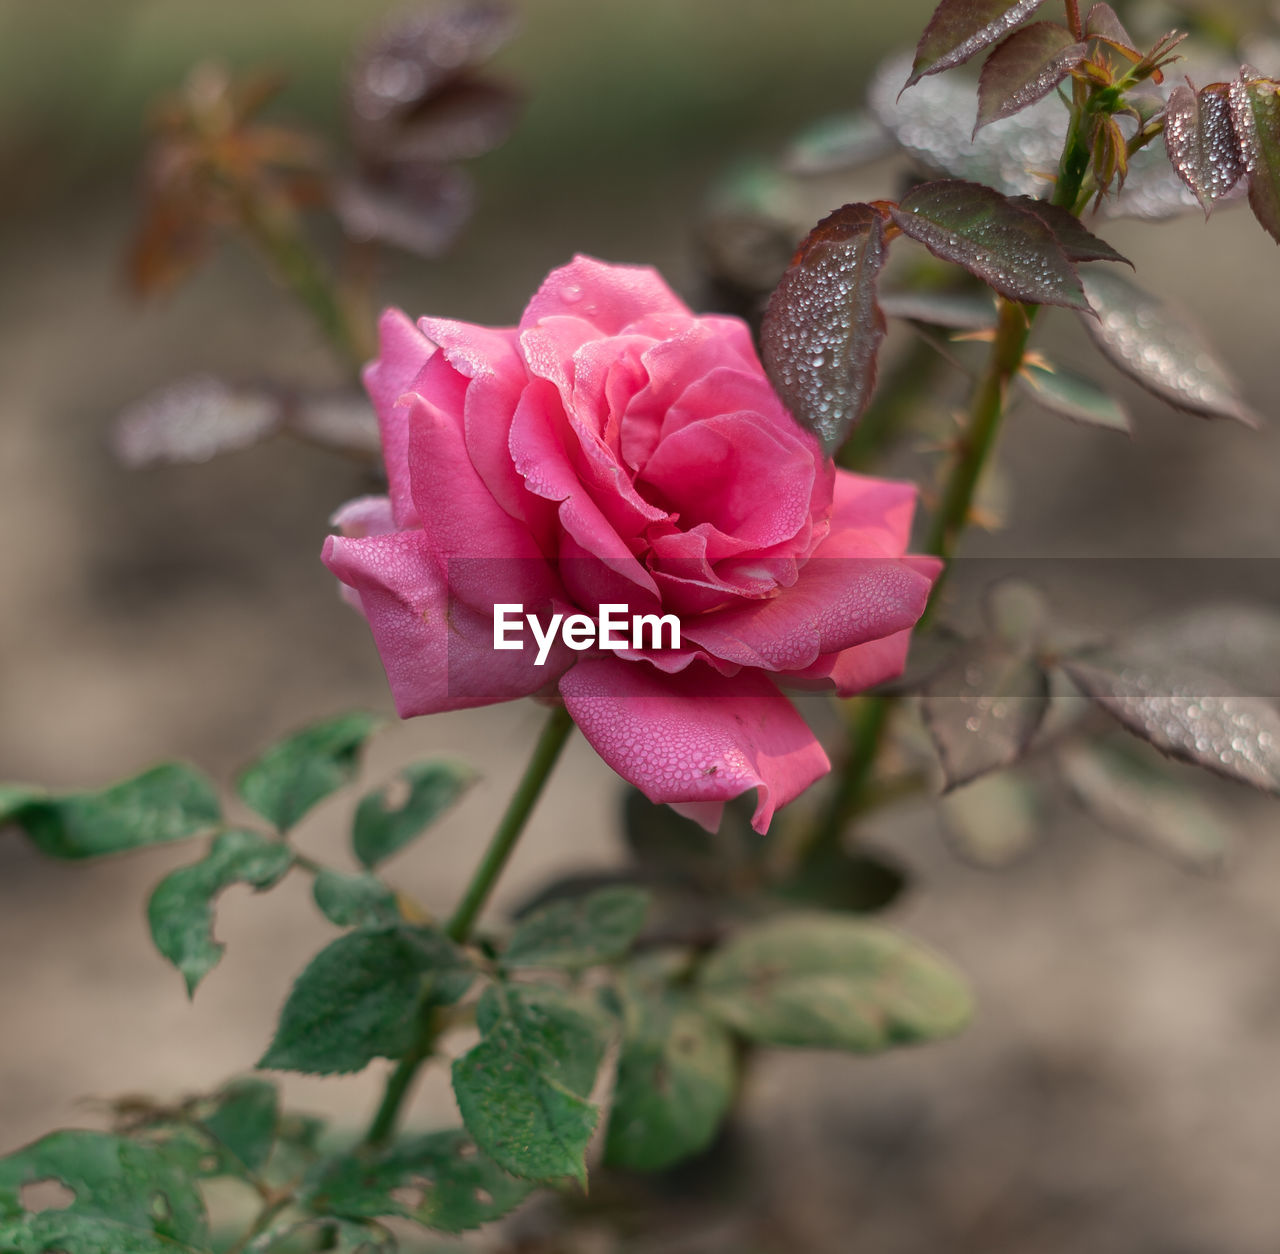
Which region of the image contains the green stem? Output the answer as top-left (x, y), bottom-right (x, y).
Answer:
top-left (226, 1196), bottom-right (291, 1254)
top-left (238, 194), bottom-right (371, 373)
top-left (362, 704), bottom-right (575, 1148)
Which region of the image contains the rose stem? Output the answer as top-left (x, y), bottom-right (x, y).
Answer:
top-left (802, 110), bottom-right (1098, 856)
top-left (362, 703), bottom-right (576, 1149)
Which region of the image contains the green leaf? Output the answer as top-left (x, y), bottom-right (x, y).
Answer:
top-left (907, 0), bottom-right (1051, 88)
top-left (890, 181), bottom-right (1089, 310)
top-left (504, 887), bottom-right (650, 970)
top-left (1019, 360), bottom-right (1131, 433)
top-left (5, 764), bottom-right (219, 861)
top-left (1060, 741), bottom-right (1231, 872)
top-left (604, 988), bottom-right (736, 1172)
top-left (0, 1130), bottom-right (210, 1252)
top-left (260, 926), bottom-right (472, 1075)
top-left (1079, 269), bottom-right (1259, 426)
top-left (1164, 82), bottom-right (1246, 213)
top-left (238, 711), bottom-right (383, 831)
top-left (697, 913), bottom-right (973, 1051)
top-left (199, 1078), bottom-right (279, 1175)
top-left (303, 1129), bottom-right (533, 1234)
top-left (761, 202), bottom-right (890, 452)
top-left (149, 829), bottom-right (294, 996)
top-left (313, 868), bottom-right (400, 929)
top-left (938, 769), bottom-right (1040, 867)
top-left (975, 22), bottom-right (1085, 134)
top-left (774, 844), bottom-right (907, 913)
top-left (921, 640), bottom-right (1051, 789)
top-left (1230, 74), bottom-right (1280, 243)
top-left (352, 760), bottom-right (476, 869)
top-left (452, 984), bottom-right (608, 1184)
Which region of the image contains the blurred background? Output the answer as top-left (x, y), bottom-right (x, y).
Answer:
top-left (3, 0), bottom-right (1280, 1250)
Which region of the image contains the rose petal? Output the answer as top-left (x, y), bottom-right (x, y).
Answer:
top-left (323, 532), bottom-right (569, 716)
top-left (824, 472), bottom-right (922, 557)
top-left (683, 557), bottom-right (935, 672)
top-left (330, 494), bottom-right (396, 538)
top-left (789, 627), bottom-right (918, 696)
top-left (364, 309), bottom-right (436, 528)
top-left (416, 315), bottom-right (550, 535)
top-left (405, 392), bottom-right (562, 614)
top-left (638, 411), bottom-right (819, 549)
top-left (521, 254), bottom-right (691, 335)
top-left (509, 378), bottom-right (660, 598)
top-left (559, 655), bottom-right (830, 833)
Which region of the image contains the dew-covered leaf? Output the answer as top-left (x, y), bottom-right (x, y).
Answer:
top-left (1061, 651), bottom-right (1280, 793)
top-left (1009, 197), bottom-right (1131, 264)
top-left (907, 0), bottom-right (1052, 88)
top-left (880, 286), bottom-right (999, 328)
top-left (1084, 3), bottom-right (1135, 45)
top-left (975, 23), bottom-right (1086, 134)
top-left (312, 868), bottom-right (401, 929)
top-left (149, 829), bottom-right (294, 995)
top-left (1019, 360), bottom-right (1131, 431)
top-left (1060, 741), bottom-right (1231, 871)
top-left (260, 926), bottom-right (472, 1075)
top-left (1126, 602), bottom-right (1280, 697)
top-left (922, 640), bottom-right (1051, 788)
top-left (939, 769), bottom-right (1041, 867)
top-left (697, 913), bottom-right (972, 1051)
top-left (452, 984), bottom-right (607, 1184)
top-left (761, 202), bottom-right (889, 452)
top-left (238, 712), bottom-right (383, 832)
top-left (504, 886), bottom-right (650, 970)
top-left (604, 987), bottom-right (736, 1172)
top-left (353, 760), bottom-right (476, 869)
top-left (1230, 73), bottom-right (1280, 243)
top-left (111, 377), bottom-right (283, 469)
top-left (890, 180), bottom-right (1088, 309)
top-left (0, 1131), bottom-right (210, 1252)
top-left (347, 1), bottom-right (518, 134)
top-left (870, 53), bottom-right (1203, 220)
top-left (1164, 83), bottom-right (1247, 213)
top-left (6, 764), bottom-right (220, 861)
top-left (1079, 269), bottom-right (1259, 425)
top-left (333, 164), bottom-right (474, 260)
top-left (360, 78), bottom-right (523, 166)
top-left (302, 1128), bottom-right (532, 1234)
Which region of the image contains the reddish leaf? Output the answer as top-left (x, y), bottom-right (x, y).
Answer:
top-left (1164, 82), bottom-right (1246, 213)
top-left (760, 203), bottom-right (889, 452)
top-left (975, 23), bottom-right (1086, 134)
top-left (1061, 653), bottom-right (1280, 794)
top-left (347, 1), bottom-right (518, 125)
top-left (1010, 196), bottom-right (1132, 264)
top-left (1083, 3), bottom-right (1135, 47)
top-left (889, 180), bottom-right (1089, 309)
top-left (922, 640), bottom-right (1051, 789)
top-left (1229, 73), bottom-right (1280, 243)
top-left (1079, 269), bottom-right (1260, 425)
top-left (334, 164), bottom-right (473, 258)
top-left (906, 0), bottom-right (1051, 88)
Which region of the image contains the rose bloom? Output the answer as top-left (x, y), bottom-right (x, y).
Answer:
top-left (324, 257), bottom-right (939, 832)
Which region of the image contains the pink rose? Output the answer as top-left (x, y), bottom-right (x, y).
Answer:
top-left (323, 256), bottom-right (939, 832)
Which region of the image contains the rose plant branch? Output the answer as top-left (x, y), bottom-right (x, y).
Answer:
top-left (363, 703), bottom-right (576, 1149)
